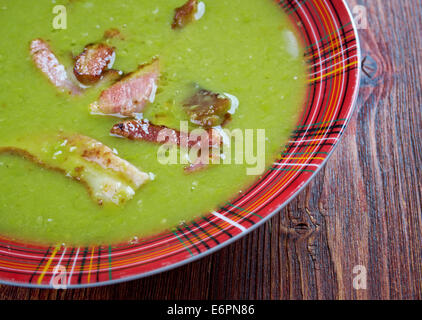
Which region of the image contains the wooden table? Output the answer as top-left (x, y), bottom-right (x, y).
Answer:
top-left (1, 0), bottom-right (421, 300)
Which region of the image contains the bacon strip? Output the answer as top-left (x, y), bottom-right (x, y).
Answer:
top-left (30, 39), bottom-right (81, 95)
top-left (90, 59), bottom-right (160, 117)
top-left (74, 43), bottom-right (116, 85)
top-left (111, 120), bottom-right (179, 145)
top-left (110, 119), bottom-right (221, 148)
top-left (172, 0), bottom-right (203, 29)
top-left (0, 134), bottom-right (150, 206)
top-left (184, 88), bottom-right (231, 128)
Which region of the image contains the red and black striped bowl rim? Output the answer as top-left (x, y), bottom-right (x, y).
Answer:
top-left (0, 0), bottom-right (361, 288)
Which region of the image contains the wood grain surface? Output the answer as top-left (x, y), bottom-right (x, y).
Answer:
top-left (1, 0), bottom-right (421, 300)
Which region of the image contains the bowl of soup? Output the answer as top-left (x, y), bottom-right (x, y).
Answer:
top-left (0, 0), bottom-right (360, 288)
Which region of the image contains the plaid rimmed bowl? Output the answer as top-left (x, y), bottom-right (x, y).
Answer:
top-left (0, 0), bottom-right (360, 288)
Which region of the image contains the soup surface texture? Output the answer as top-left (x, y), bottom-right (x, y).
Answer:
top-left (0, 0), bottom-right (306, 245)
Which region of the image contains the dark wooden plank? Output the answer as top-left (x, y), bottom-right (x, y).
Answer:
top-left (0, 0), bottom-right (421, 300)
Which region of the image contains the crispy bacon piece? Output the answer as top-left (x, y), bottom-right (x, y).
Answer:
top-left (90, 59), bottom-right (160, 117)
top-left (172, 0), bottom-right (201, 29)
top-left (111, 120), bottom-right (179, 145)
top-left (74, 43), bottom-right (116, 85)
top-left (30, 39), bottom-right (81, 95)
top-left (184, 89), bottom-right (231, 128)
top-left (110, 119), bottom-right (221, 149)
top-left (0, 134), bottom-right (150, 206)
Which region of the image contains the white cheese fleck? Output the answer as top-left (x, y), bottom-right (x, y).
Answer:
top-left (52, 150), bottom-right (63, 159)
top-left (194, 2), bottom-right (206, 20)
top-left (224, 93), bottom-right (240, 115)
